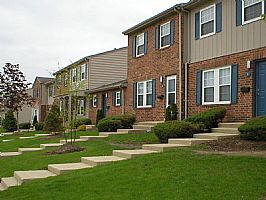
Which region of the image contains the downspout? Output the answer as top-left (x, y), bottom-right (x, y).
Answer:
top-left (120, 85), bottom-right (125, 115)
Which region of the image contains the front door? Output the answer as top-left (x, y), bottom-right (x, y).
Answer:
top-left (255, 60), bottom-right (266, 116)
top-left (102, 93), bottom-right (107, 117)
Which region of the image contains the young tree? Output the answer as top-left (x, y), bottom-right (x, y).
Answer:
top-left (43, 104), bottom-right (63, 132)
top-left (0, 63), bottom-right (33, 131)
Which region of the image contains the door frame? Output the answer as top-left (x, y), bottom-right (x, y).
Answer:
top-left (102, 93), bottom-right (107, 117)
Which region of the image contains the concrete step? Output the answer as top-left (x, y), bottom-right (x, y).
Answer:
top-left (218, 122), bottom-right (244, 129)
top-left (79, 136), bottom-right (108, 140)
top-left (194, 133), bottom-right (240, 140)
top-left (19, 136), bottom-right (37, 139)
top-left (99, 132), bottom-right (128, 136)
top-left (2, 139), bottom-right (14, 142)
top-left (14, 170), bottom-right (57, 185)
top-left (85, 125), bottom-right (97, 131)
top-left (136, 121), bottom-right (164, 126)
top-left (2, 132), bottom-right (14, 136)
top-left (0, 152), bottom-right (22, 157)
top-left (133, 125), bottom-right (155, 132)
top-left (116, 129), bottom-right (147, 134)
top-left (212, 128), bottom-right (240, 134)
top-left (142, 144), bottom-right (188, 152)
top-left (48, 163), bottom-right (92, 175)
top-left (60, 138), bottom-right (88, 144)
top-left (113, 149), bottom-right (158, 159)
top-left (168, 138), bottom-right (216, 146)
top-left (40, 143), bottom-right (63, 148)
top-left (18, 148), bottom-right (44, 153)
top-left (1, 177), bottom-right (19, 189)
top-left (0, 183), bottom-right (5, 191)
top-left (35, 134), bottom-right (53, 137)
top-left (81, 156), bottom-right (127, 167)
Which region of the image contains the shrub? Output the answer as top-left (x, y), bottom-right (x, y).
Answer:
top-left (72, 118), bottom-right (92, 128)
top-left (184, 107), bottom-right (226, 131)
top-left (100, 114), bottom-right (136, 129)
top-left (96, 109), bottom-right (105, 125)
top-left (154, 121), bottom-right (198, 143)
top-left (166, 104), bottom-right (178, 121)
top-left (239, 116), bottom-right (266, 141)
top-left (33, 115), bottom-right (38, 126)
top-left (97, 119), bottom-right (122, 132)
top-left (35, 122), bottom-right (44, 131)
top-left (19, 122), bottom-right (31, 129)
top-left (77, 125), bottom-right (87, 132)
top-left (44, 104), bottom-right (64, 132)
top-left (2, 110), bottom-right (17, 132)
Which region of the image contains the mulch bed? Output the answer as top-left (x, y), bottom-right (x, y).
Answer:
top-left (46, 143), bottom-right (85, 155)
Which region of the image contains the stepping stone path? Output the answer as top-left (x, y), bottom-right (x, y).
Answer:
top-left (0, 122), bottom-right (243, 191)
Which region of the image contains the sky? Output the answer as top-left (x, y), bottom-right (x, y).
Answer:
top-left (0, 0), bottom-right (188, 84)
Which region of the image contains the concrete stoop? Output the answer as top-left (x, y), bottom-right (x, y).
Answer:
top-left (0, 152), bottom-right (22, 157)
top-left (168, 138), bottom-right (216, 146)
top-left (1, 177), bottom-right (19, 189)
top-left (35, 134), bottom-right (54, 137)
top-left (60, 138), bottom-right (88, 144)
top-left (81, 156), bottom-right (127, 167)
top-left (18, 148), bottom-right (44, 153)
top-left (194, 133), bottom-right (239, 140)
top-left (19, 136), bottom-right (37, 139)
top-left (79, 136), bottom-right (108, 140)
top-left (117, 129), bottom-right (147, 134)
top-left (40, 143), bottom-right (63, 148)
top-left (218, 122), bottom-right (244, 129)
top-left (112, 149), bottom-right (158, 159)
top-left (212, 128), bottom-right (240, 134)
top-left (142, 144), bottom-right (189, 152)
top-left (14, 170), bottom-right (57, 184)
top-left (99, 132), bottom-right (128, 136)
top-left (48, 163), bottom-right (92, 175)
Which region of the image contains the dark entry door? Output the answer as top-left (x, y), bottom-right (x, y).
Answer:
top-left (256, 60), bottom-right (266, 116)
top-left (102, 93), bottom-right (107, 117)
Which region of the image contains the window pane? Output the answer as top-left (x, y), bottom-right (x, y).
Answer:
top-left (161, 23), bottom-right (170, 36)
top-left (204, 87), bottom-right (214, 102)
top-left (138, 95), bottom-right (143, 106)
top-left (138, 83), bottom-right (143, 94)
top-left (137, 45), bottom-right (144, 55)
top-left (116, 92), bottom-right (120, 99)
top-left (168, 93), bottom-right (176, 105)
top-left (220, 85), bottom-right (230, 101)
top-left (136, 34), bottom-right (144, 46)
top-left (146, 81), bottom-right (152, 94)
top-left (146, 94), bottom-right (152, 106)
top-left (201, 21), bottom-right (214, 36)
top-left (117, 99), bottom-right (121, 105)
top-left (244, 2), bottom-right (262, 21)
top-left (204, 71), bottom-right (214, 87)
top-left (161, 35), bottom-right (170, 47)
top-left (244, 0), bottom-right (261, 7)
top-left (219, 68), bottom-right (230, 85)
top-left (201, 6), bottom-right (214, 23)
top-left (168, 79), bottom-right (176, 92)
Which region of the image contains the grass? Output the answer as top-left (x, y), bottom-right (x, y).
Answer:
top-left (0, 126), bottom-right (6, 133)
top-left (0, 148), bottom-right (265, 200)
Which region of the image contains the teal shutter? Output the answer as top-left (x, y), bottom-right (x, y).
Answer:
top-left (231, 64), bottom-right (238, 104)
top-left (216, 2), bottom-right (222, 33)
top-left (196, 71), bottom-right (202, 105)
top-left (236, 0), bottom-right (242, 26)
top-left (170, 19), bottom-right (175, 45)
top-left (152, 79), bottom-right (156, 108)
top-left (195, 12), bottom-right (200, 40)
top-left (120, 89), bottom-right (123, 106)
top-left (112, 92), bottom-right (116, 106)
top-left (132, 36), bottom-right (136, 57)
top-left (264, 0), bottom-right (266, 14)
top-left (133, 82), bottom-right (137, 109)
top-left (96, 95), bottom-right (99, 108)
top-left (155, 26), bottom-right (160, 49)
top-left (144, 32), bottom-right (148, 54)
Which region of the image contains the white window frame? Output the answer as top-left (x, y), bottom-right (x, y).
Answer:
top-left (115, 91), bottom-right (121, 106)
top-left (136, 33), bottom-right (145, 57)
top-left (137, 80), bottom-right (153, 108)
top-left (200, 4), bottom-right (216, 39)
top-left (242, 0), bottom-right (264, 25)
top-left (160, 21), bottom-right (171, 49)
top-left (92, 95), bottom-right (97, 108)
top-left (202, 66), bottom-right (231, 105)
top-left (80, 64), bottom-right (87, 81)
top-left (71, 68), bottom-right (77, 83)
top-left (166, 75), bottom-right (177, 108)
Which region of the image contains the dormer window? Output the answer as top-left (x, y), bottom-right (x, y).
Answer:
top-left (243, 0), bottom-right (264, 24)
top-left (160, 21), bottom-right (170, 48)
top-left (136, 33), bottom-right (144, 57)
top-left (200, 4), bottom-right (215, 38)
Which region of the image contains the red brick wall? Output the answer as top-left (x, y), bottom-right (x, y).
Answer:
top-left (188, 47), bottom-right (266, 122)
top-left (125, 13), bottom-right (184, 122)
top-left (89, 89), bottom-right (124, 124)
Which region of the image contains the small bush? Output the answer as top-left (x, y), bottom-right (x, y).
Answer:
top-left (154, 121), bottom-right (198, 143)
top-left (96, 110), bottom-right (105, 125)
top-left (166, 104), bottom-right (178, 121)
top-left (19, 122), bottom-right (31, 129)
top-left (44, 104), bottom-right (64, 132)
top-left (2, 110), bottom-right (17, 132)
top-left (33, 115), bottom-right (38, 126)
top-left (239, 116), bottom-right (266, 141)
top-left (97, 119), bottom-right (122, 132)
top-left (185, 107), bottom-right (226, 131)
top-left (100, 114), bottom-right (136, 129)
top-left (72, 118), bottom-right (92, 128)
top-left (77, 125), bottom-right (87, 132)
top-left (35, 122), bottom-right (44, 131)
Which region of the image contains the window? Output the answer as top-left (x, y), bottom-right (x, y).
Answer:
top-left (64, 73), bottom-right (68, 86)
top-left (136, 33), bottom-right (144, 56)
top-left (59, 100), bottom-right (63, 112)
top-left (160, 21), bottom-right (170, 48)
top-left (92, 95), bottom-right (97, 108)
top-left (57, 75), bottom-right (62, 85)
top-left (48, 86), bottom-right (54, 97)
top-left (242, 0), bottom-right (264, 24)
top-left (166, 75), bottom-right (176, 107)
top-left (200, 5), bottom-right (215, 38)
top-left (137, 80), bottom-right (152, 108)
top-left (71, 68), bottom-right (77, 83)
top-left (77, 99), bottom-right (85, 115)
top-left (202, 66), bottom-right (231, 105)
top-left (80, 64), bottom-right (87, 80)
top-left (116, 91), bottom-right (121, 106)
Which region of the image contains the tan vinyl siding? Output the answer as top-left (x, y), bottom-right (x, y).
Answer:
top-left (190, 0), bottom-right (266, 63)
top-left (89, 48), bottom-right (127, 90)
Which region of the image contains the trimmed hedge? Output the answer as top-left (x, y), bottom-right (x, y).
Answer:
top-left (77, 125), bottom-right (87, 132)
top-left (97, 119), bottom-right (122, 132)
top-left (19, 122), bottom-right (31, 129)
top-left (35, 122), bottom-right (44, 131)
top-left (239, 116), bottom-right (266, 141)
top-left (72, 118), bottom-right (92, 128)
top-left (154, 121), bottom-right (198, 143)
top-left (99, 114), bottom-right (136, 129)
top-left (185, 107), bottom-right (226, 131)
